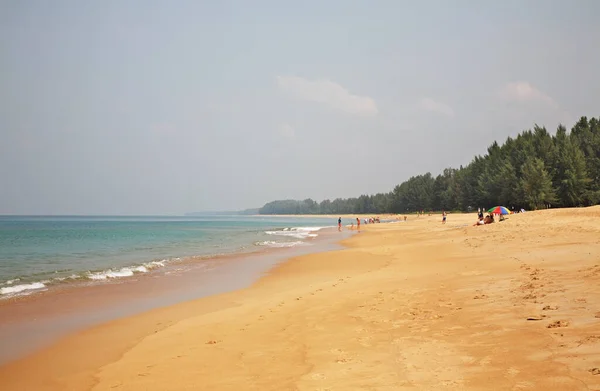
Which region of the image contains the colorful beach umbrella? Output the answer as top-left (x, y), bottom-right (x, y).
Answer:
top-left (487, 206), bottom-right (511, 215)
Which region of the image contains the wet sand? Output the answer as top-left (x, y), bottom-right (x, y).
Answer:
top-left (1, 208), bottom-right (599, 390)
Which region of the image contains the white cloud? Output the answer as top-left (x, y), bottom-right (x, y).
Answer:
top-left (501, 81), bottom-right (558, 108)
top-left (417, 97), bottom-right (454, 117)
top-left (276, 76), bottom-right (378, 116)
top-left (279, 123), bottom-right (295, 139)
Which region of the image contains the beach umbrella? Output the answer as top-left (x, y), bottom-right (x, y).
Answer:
top-left (487, 206), bottom-right (511, 215)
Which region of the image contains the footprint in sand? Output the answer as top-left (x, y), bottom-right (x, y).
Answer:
top-left (520, 264), bottom-right (531, 270)
top-left (547, 320), bottom-right (569, 329)
top-left (330, 348), bottom-right (354, 364)
top-left (589, 368), bottom-right (600, 375)
top-left (577, 335), bottom-right (600, 345)
top-left (542, 305), bottom-right (559, 311)
top-left (336, 357), bottom-right (352, 363)
top-left (521, 282), bottom-right (535, 290)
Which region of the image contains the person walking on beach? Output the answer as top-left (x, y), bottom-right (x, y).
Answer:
top-left (356, 217), bottom-right (361, 231)
top-left (338, 217), bottom-right (342, 231)
top-left (442, 210), bottom-right (447, 224)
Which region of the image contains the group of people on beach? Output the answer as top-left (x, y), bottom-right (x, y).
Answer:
top-left (473, 208), bottom-right (495, 226)
top-left (337, 216), bottom-right (381, 231)
top-left (336, 208), bottom-right (510, 230)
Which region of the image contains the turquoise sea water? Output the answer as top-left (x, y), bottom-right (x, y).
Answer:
top-left (0, 215), bottom-right (337, 297)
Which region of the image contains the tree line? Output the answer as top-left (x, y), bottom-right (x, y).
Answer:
top-left (258, 116), bottom-right (600, 215)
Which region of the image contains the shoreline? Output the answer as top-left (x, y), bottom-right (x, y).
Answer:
top-left (0, 226), bottom-right (352, 365)
top-left (0, 216), bottom-right (339, 300)
top-left (253, 213), bottom-right (402, 219)
top-left (0, 234), bottom-right (318, 302)
top-left (1, 208), bottom-right (599, 390)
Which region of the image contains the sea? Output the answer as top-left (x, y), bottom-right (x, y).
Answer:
top-left (0, 215), bottom-right (338, 298)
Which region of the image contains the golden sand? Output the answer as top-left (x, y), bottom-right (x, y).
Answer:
top-left (1, 208), bottom-right (599, 390)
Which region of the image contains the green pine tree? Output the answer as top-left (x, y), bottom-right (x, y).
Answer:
top-left (520, 158), bottom-right (556, 210)
top-left (553, 126), bottom-right (590, 206)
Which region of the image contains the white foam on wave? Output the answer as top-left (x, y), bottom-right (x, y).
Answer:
top-left (265, 231), bottom-right (316, 239)
top-left (0, 282), bottom-right (46, 295)
top-left (1, 258), bottom-right (175, 297)
top-left (52, 274), bottom-right (80, 282)
top-left (265, 226), bottom-right (331, 240)
top-left (87, 266), bottom-right (142, 280)
top-left (87, 268), bottom-right (134, 280)
top-left (293, 226), bottom-right (330, 232)
top-left (254, 240), bottom-right (305, 248)
top-left (86, 259), bottom-right (170, 281)
top-left (144, 260), bottom-right (167, 269)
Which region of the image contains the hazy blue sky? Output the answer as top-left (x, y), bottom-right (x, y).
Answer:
top-left (1, 1), bottom-right (599, 214)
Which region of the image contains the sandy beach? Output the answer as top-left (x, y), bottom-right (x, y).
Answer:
top-left (1, 208), bottom-right (600, 390)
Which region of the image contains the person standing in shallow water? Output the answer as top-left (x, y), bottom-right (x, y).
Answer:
top-left (356, 217), bottom-right (361, 231)
top-left (338, 217), bottom-right (342, 231)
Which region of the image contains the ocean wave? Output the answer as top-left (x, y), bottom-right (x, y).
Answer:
top-left (87, 267), bottom-right (141, 280)
top-left (86, 259), bottom-right (169, 280)
top-left (264, 226), bottom-right (331, 239)
top-left (52, 274), bottom-right (81, 282)
top-left (0, 282), bottom-right (46, 295)
top-left (292, 226), bottom-right (331, 232)
top-left (0, 258), bottom-right (174, 298)
top-left (1, 278), bottom-right (21, 286)
top-left (254, 240), bottom-right (305, 248)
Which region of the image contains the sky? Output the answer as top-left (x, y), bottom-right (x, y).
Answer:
top-left (1, 0), bottom-right (599, 215)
